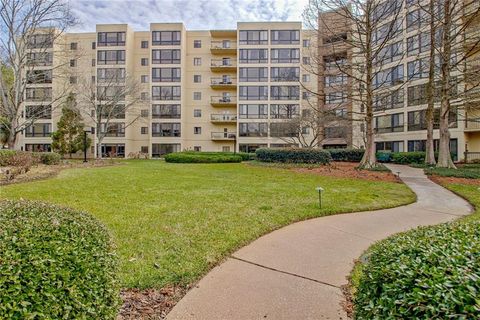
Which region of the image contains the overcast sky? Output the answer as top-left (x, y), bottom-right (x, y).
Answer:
top-left (68, 0), bottom-right (309, 32)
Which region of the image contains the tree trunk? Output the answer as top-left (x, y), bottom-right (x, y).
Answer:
top-left (437, 0), bottom-right (456, 169)
top-left (425, 0), bottom-right (436, 166)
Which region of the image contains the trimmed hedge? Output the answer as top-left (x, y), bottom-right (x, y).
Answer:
top-left (391, 151), bottom-right (428, 164)
top-left (255, 148), bottom-right (332, 164)
top-left (0, 200), bottom-right (119, 319)
top-left (328, 149), bottom-right (365, 162)
top-left (0, 150), bottom-right (61, 166)
top-left (354, 221), bottom-right (480, 319)
top-left (165, 152), bottom-right (243, 163)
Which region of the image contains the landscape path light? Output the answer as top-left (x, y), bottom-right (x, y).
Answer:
top-left (316, 186), bottom-right (324, 209)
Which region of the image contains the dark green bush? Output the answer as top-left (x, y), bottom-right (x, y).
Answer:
top-left (391, 151), bottom-right (427, 164)
top-left (0, 200), bottom-right (119, 319)
top-left (255, 148), bottom-right (332, 164)
top-left (36, 152), bottom-right (61, 165)
top-left (328, 149), bottom-right (365, 162)
top-left (237, 152), bottom-right (256, 161)
top-left (165, 152), bottom-right (243, 163)
top-left (354, 221), bottom-right (480, 319)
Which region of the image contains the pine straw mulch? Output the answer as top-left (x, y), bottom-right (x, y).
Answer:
top-left (429, 175), bottom-right (480, 186)
top-left (118, 286), bottom-right (188, 320)
top-left (294, 162), bottom-right (400, 183)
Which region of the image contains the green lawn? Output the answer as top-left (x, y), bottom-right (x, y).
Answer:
top-left (0, 160), bottom-right (415, 288)
top-left (444, 183), bottom-right (480, 222)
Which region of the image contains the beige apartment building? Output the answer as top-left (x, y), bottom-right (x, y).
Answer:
top-left (18, 22), bottom-right (319, 157)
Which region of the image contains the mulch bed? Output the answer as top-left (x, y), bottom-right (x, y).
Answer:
top-left (118, 286), bottom-right (187, 319)
top-left (294, 162), bottom-right (400, 183)
top-left (429, 175), bottom-right (480, 186)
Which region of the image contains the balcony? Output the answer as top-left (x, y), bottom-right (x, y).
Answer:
top-left (465, 118), bottom-right (480, 132)
top-left (211, 59), bottom-right (236, 72)
top-left (210, 96), bottom-right (237, 107)
top-left (210, 77), bottom-right (237, 89)
top-left (211, 41), bottom-right (237, 54)
top-left (211, 132), bottom-right (236, 141)
top-left (211, 114), bottom-right (237, 123)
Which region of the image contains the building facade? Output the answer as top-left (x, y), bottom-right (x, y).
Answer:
top-left (18, 22), bottom-right (318, 157)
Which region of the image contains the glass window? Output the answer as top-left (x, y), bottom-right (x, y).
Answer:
top-left (97, 50), bottom-right (125, 65)
top-left (152, 49), bottom-right (181, 64)
top-left (152, 31), bottom-right (181, 45)
top-left (270, 104), bottom-right (299, 119)
top-left (152, 86), bottom-right (181, 100)
top-left (97, 32), bottom-right (126, 46)
top-left (239, 30), bottom-right (268, 45)
top-left (239, 104), bottom-right (268, 119)
top-left (152, 144), bottom-right (181, 157)
top-left (271, 30), bottom-right (300, 44)
top-left (239, 49), bottom-right (268, 63)
top-left (239, 86), bottom-right (268, 100)
top-left (270, 86), bottom-right (300, 100)
top-left (271, 48), bottom-right (300, 63)
top-left (152, 123), bottom-right (181, 137)
top-left (271, 67), bottom-right (300, 82)
top-left (152, 68), bottom-right (181, 82)
top-left (152, 104), bottom-right (181, 118)
top-left (239, 67), bottom-right (268, 82)
top-left (239, 123), bottom-right (268, 137)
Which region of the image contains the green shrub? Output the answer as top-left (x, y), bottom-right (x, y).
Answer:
top-left (354, 221), bottom-right (480, 319)
top-left (0, 150), bottom-right (18, 166)
top-left (328, 149), bottom-right (365, 162)
top-left (36, 152), bottom-right (61, 165)
top-left (391, 151), bottom-right (427, 164)
top-left (0, 200), bottom-right (119, 319)
top-left (165, 152), bottom-right (243, 163)
top-left (425, 164), bottom-right (480, 179)
top-left (255, 148), bottom-right (332, 164)
top-left (237, 152), bottom-right (256, 161)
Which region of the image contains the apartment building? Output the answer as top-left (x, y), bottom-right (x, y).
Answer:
top-left (17, 22), bottom-right (317, 157)
top-left (348, 0), bottom-right (480, 162)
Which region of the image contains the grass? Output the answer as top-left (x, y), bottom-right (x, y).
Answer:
top-left (0, 160), bottom-right (415, 289)
top-left (424, 164), bottom-right (480, 179)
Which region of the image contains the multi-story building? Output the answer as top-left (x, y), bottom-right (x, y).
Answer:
top-left (17, 22), bottom-right (317, 157)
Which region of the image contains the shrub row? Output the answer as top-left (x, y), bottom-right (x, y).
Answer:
top-left (424, 165), bottom-right (480, 179)
top-left (0, 200), bottom-right (119, 319)
top-left (328, 148), bottom-right (365, 162)
top-left (255, 148), bottom-right (332, 164)
top-left (165, 152), bottom-right (243, 163)
top-left (0, 150), bottom-right (61, 166)
top-left (353, 221), bottom-right (480, 319)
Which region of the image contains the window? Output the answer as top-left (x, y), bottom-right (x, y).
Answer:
top-left (97, 50), bottom-right (125, 65)
top-left (271, 30), bottom-right (300, 44)
top-left (270, 123), bottom-right (297, 137)
top-left (303, 57), bottom-right (311, 65)
top-left (239, 67), bottom-right (268, 82)
top-left (375, 41), bottom-right (403, 64)
top-left (222, 146), bottom-right (230, 152)
top-left (324, 126), bottom-right (348, 139)
top-left (271, 67), bottom-right (300, 82)
top-left (141, 146), bottom-right (149, 154)
top-left (101, 123), bottom-right (125, 137)
top-left (407, 108), bottom-right (457, 131)
top-left (141, 41), bottom-right (149, 48)
top-left (374, 113), bottom-right (404, 133)
top-left (25, 88), bottom-right (52, 101)
top-left (194, 109), bottom-right (202, 117)
top-left (325, 74), bottom-right (347, 86)
top-left (406, 139), bottom-right (458, 160)
top-left (152, 123), bottom-right (181, 137)
top-left (152, 104), bottom-right (181, 118)
top-left (26, 52), bottom-right (53, 66)
top-left (407, 78), bottom-right (458, 106)
top-left (70, 59), bottom-right (76, 67)
top-left (141, 92), bottom-right (148, 100)
top-left (152, 144), bottom-right (181, 157)
top-left (373, 19), bottom-right (402, 45)
top-left (325, 92), bottom-right (347, 104)
top-left (194, 40), bottom-right (201, 48)
top-left (152, 68), bottom-right (181, 82)
top-left (141, 58), bottom-right (149, 66)
top-left (92, 42), bottom-right (96, 49)
top-left (374, 64), bottom-right (404, 88)
top-left (25, 123), bottom-right (52, 137)
top-left (97, 68), bottom-right (126, 83)
top-left (27, 34), bottom-right (53, 48)
top-left (270, 86), bottom-right (300, 100)
top-left (324, 55), bottom-right (347, 70)
top-left (375, 141), bottom-right (404, 153)
top-left (92, 59), bottom-right (96, 66)
top-left (70, 42), bottom-right (78, 50)
top-left (193, 75), bottom-right (201, 83)
top-left (406, 9), bottom-right (428, 31)
top-left (97, 32), bottom-right (126, 46)
top-left (141, 127), bottom-right (148, 134)
top-left (97, 86), bottom-right (125, 101)
top-left (271, 48), bottom-right (300, 63)
top-left (25, 105), bottom-right (52, 119)
top-left (92, 76), bottom-right (96, 83)
top-left (239, 123), bottom-right (268, 137)
top-left (152, 49), bottom-right (181, 64)
top-left (239, 30), bottom-right (268, 45)
top-left (193, 57), bottom-right (201, 66)
top-left (152, 31), bottom-right (181, 45)
top-left (270, 104), bottom-right (299, 119)
top-left (239, 104), bottom-right (268, 119)
top-left (69, 76), bottom-right (77, 84)
top-left (25, 144), bottom-right (51, 152)
top-left (194, 127), bottom-right (201, 134)
top-left (302, 74), bottom-right (310, 82)
top-left (194, 146), bottom-right (202, 152)
top-left (407, 32), bottom-right (430, 56)
top-left (193, 92), bottom-right (201, 100)
top-left (239, 86), bottom-right (268, 100)
top-left (141, 75), bottom-right (149, 83)
top-left (373, 89), bottom-right (404, 111)
top-left (141, 109), bottom-right (149, 117)
top-left (239, 49), bottom-right (268, 63)
top-left (26, 70), bottom-right (52, 84)
top-left (323, 33), bottom-right (347, 44)
top-left (303, 39), bottom-right (310, 47)
top-left (152, 86), bottom-right (181, 100)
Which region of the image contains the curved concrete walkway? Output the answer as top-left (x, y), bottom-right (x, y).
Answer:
top-left (167, 164), bottom-right (472, 320)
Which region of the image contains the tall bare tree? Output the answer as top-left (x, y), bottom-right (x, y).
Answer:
top-left (0, 0), bottom-right (76, 149)
top-left (75, 72), bottom-right (145, 159)
top-left (304, 0), bottom-right (405, 168)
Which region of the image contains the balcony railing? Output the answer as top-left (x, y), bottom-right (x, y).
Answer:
top-left (211, 59), bottom-right (237, 69)
top-left (210, 78), bottom-right (237, 86)
top-left (211, 132), bottom-right (236, 140)
top-left (211, 41), bottom-right (237, 51)
top-left (465, 152), bottom-right (480, 163)
top-left (465, 118), bottom-right (480, 131)
top-left (210, 96), bottom-right (237, 106)
top-left (211, 114), bottom-right (237, 122)
top-left (25, 132), bottom-right (51, 137)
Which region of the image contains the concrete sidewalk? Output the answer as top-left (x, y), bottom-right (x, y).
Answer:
top-left (167, 164), bottom-right (472, 320)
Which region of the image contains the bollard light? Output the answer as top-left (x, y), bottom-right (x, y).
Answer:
top-left (316, 187), bottom-right (324, 209)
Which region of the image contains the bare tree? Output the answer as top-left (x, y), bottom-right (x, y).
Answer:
top-left (75, 72), bottom-right (146, 159)
top-left (304, 0), bottom-right (405, 168)
top-left (0, 0), bottom-right (76, 149)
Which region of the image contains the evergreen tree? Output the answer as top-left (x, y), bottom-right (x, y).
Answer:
top-left (51, 94), bottom-right (90, 158)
